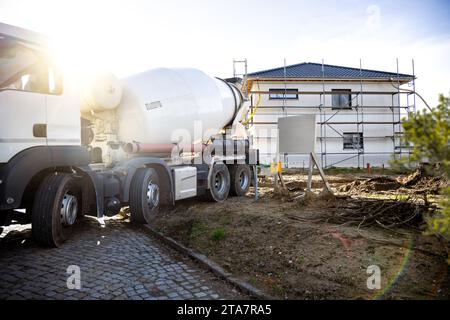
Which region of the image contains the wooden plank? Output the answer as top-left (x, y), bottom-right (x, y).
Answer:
top-left (310, 152), bottom-right (332, 193)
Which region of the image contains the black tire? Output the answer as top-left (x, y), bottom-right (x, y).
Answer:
top-left (229, 164), bottom-right (252, 196)
top-left (129, 168), bottom-right (160, 224)
top-left (205, 163), bottom-right (230, 202)
top-left (32, 173), bottom-right (80, 247)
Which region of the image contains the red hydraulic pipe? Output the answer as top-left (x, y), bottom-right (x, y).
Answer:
top-left (124, 142), bottom-right (206, 154)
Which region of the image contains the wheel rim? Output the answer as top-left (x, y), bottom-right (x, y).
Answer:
top-left (146, 181), bottom-right (160, 209)
top-left (239, 170), bottom-right (249, 190)
top-left (214, 171), bottom-right (226, 194)
top-left (61, 193), bottom-right (78, 226)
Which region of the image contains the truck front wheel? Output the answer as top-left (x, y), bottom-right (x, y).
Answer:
top-left (32, 173), bottom-right (81, 247)
top-left (129, 168), bottom-right (160, 224)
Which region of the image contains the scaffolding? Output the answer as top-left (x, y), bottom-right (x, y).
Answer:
top-left (243, 59), bottom-right (417, 169)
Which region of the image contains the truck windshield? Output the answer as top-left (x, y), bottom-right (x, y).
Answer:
top-left (0, 35), bottom-right (62, 94)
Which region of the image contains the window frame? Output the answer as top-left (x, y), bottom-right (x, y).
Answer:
top-left (268, 88), bottom-right (299, 100)
top-left (0, 36), bottom-right (63, 95)
top-left (343, 132), bottom-right (364, 150)
top-left (0, 65), bottom-right (64, 96)
top-left (331, 89), bottom-right (352, 110)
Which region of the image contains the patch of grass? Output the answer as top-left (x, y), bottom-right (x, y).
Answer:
top-left (190, 220), bottom-right (208, 240)
top-left (325, 167), bottom-right (364, 174)
top-left (248, 277), bottom-right (257, 286)
top-left (210, 228), bottom-right (226, 241)
top-left (370, 253), bottom-right (384, 266)
top-left (324, 166), bottom-right (398, 175)
top-left (221, 215), bottom-right (233, 226)
top-left (272, 285), bottom-right (287, 297)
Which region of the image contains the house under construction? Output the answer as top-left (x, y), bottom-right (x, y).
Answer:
top-left (238, 60), bottom-right (417, 168)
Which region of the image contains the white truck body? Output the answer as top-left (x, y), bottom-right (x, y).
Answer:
top-left (0, 22), bottom-right (258, 247)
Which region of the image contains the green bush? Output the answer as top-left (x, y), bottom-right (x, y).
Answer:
top-left (210, 228), bottom-right (226, 241)
top-left (402, 93), bottom-right (450, 241)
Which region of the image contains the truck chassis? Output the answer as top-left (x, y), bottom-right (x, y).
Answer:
top-left (0, 141), bottom-right (258, 247)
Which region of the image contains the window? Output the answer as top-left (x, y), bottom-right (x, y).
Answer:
top-left (269, 88), bottom-right (298, 100)
top-left (0, 36), bottom-right (62, 94)
top-left (343, 132), bottom-right (363, 150)
top-left (332, 89), bottom-right (352, 109)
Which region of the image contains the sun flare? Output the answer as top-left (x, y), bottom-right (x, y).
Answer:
top-left (20, 1), bottom-right (129, 79)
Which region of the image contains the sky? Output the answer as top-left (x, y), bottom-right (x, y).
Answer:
top-left (0, 0), bottom-right (449, 109)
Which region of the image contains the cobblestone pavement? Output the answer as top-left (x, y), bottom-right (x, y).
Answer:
top-left (0, 217), bottom-right (244, 300)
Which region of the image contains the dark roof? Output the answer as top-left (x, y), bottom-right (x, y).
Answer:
top-left (247, 62), bottom-right (414, 80)
top-left (224, 77), bottom-right (242, 84)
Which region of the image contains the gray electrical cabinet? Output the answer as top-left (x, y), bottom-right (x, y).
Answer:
top-left (278, 115), bottom-right (317, 154)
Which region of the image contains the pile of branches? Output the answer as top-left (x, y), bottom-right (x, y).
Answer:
top-left (326, 196), bottom-right (434, 231)
top-left (401, 167), bottom-right (448, 194)
top-left (339, 167), bottom-right (448, 195)
top-left (339, 177), bottom-right (401, 193)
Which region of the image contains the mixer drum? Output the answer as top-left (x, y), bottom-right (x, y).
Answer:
top-left (80, 73), bottom-right (123, 112)
top-left (116, 68), bottom-right (242, 145)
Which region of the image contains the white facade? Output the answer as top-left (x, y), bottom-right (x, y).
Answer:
top-left (247, 80), bottom-right (412, 168)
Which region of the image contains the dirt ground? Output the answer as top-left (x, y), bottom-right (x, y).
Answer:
top-left (149, 169), bottom-right (450, 300)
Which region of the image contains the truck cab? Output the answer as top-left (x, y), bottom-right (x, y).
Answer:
top-left (0, 23), bottom-right (94, 242)
top-left (0, 24), bottom-right (81, 163)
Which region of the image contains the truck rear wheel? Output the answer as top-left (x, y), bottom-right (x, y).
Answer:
top-left (129, 168), bottom-right (160, 224)
top-left (205, 163), bottom-right (230, 202)
top-left (229, 164), bottom-right (251, 196)
top-left (32, 173), bottom-right (80, 247)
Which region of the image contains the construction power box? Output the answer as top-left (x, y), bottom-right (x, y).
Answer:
top-left (278, 115), bottom-right (317, 154)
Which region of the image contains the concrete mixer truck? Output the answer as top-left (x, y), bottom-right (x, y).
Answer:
top-left (0, 22), bottom-right (258, 247)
